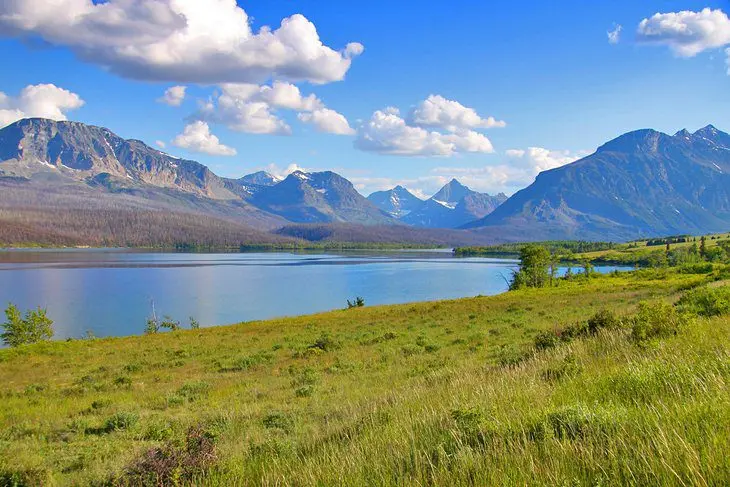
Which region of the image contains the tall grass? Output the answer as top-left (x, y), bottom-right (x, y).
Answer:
top-left (0, 269), bottom-right (727, 485)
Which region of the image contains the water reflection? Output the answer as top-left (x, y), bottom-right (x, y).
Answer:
top-left (0, 249), bottom-right (624, 340)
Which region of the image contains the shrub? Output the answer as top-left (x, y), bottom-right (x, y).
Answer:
top-left (113, 376), bottom-right (132, 388)
top-left (160, 316), bottom-right (181, 331)
top-left (401, 344), bottom-right (422, 357)
top-left (676, 285), bottom-right (730, 317)
top-left (295, 385), bottom-right (314, 397)
top-left (347, 297), bottom-right (365, 309)
top-left (677, 262), bottom-right (714, 274)
top-left (263, 412), bottom-right (294, 432)
top-left (175, 381), bottom-right (210, 402)
top-left (0, 468), bottom-right (50, 486)
top-left (587, 309), bottom-right (622, 334)
top-left (630, 302), bottom-right (690, 344)
top-left (496, 346), bottom-right (533, 368)
top-left (122, 426), bottom-right (217, 486)
top-left (533, 331), bottom-right (560, 350)
top-left (1, 304), bottom-right (54, 347)
top-left (189, 317), bottom-right (200, 330)
top-left (308, 333), bottom-right (340, 352)
top-left (102, 412), bottom-right (139, 433)
top-left (220, 351), bottom-right (273, 372)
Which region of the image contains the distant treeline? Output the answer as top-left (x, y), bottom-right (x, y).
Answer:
top-left (454, 240), bottom-right (617, 257)
top-left (0, 207), bottom-right (296, 248)
top-left (644, 235), bottom-right (693, 247)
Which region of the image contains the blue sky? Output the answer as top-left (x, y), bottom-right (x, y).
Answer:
top-left (0, 0), bottom-right (729, 197)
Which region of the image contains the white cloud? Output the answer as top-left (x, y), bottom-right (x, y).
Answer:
top-left (196, 87), bottom-right (291, 135)
top-left (356, 148), bottom-right (585, 196)
top-left (194, 82), bottom-right (330, 135)
top-left (155, 140), bottom-right (166, 149)
top-left (194, 82), bottom-right (353, 136)
top-left (261, 163), bottom-right (309, 180)
top-left (435, 147), bottom-right (584, 194)
top-left (172, 121), bottom-right (236, 156)
top-left (408, 95), bottom-right (505, 131)
top-left (506, 146), bottom-right (582, 173)
top-left (637, 8), bottom-right (730, 57)
top-left (257, 81), bottom-right (323, 112)
top-left (0, 83), bottom-right (84, 127)
top-left (157, 85), bottom-right (186, 106)
top-left (0, 0), bottom-right (364, 84)
top-left (607, 24), bottom-right (622, 44)
top-left (355, 107), bottom-right (494, 156)
top-left (298, 108), bottom-right (355, 135)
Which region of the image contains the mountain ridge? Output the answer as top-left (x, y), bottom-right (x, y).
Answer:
top-left (465, 125), bottom-right (730, 240)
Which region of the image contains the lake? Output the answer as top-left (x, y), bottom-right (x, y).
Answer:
top-left (0, 249), bottom-right (626, 340)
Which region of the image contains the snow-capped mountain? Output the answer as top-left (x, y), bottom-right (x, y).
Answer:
top-left (401, 179), bottom-right (507, 228)
top-left (367, 185), bottom-right (424, 217)
top-left (250, 170), bottom-right (394, 224)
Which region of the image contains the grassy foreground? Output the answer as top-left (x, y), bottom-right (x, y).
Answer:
top-left (1, 269), bottom-right (729, 485)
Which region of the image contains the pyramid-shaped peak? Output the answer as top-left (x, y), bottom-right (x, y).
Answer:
top-left (694, 124), bottom-right (720, 137)
top-left (674, 128), bottom-right (691, 138)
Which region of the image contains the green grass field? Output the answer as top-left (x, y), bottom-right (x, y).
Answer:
top-left (1, 267), bottom-right (729, 485)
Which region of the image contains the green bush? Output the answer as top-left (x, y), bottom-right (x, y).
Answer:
top-left (308, 333), bottom-right (340, 352)
top-left (676, 285), bottom-right (730, 317)
top-left (677, 263), bottom-right (714, 274)
top-left (102, 412), bottom-right (139, 433)
top-left (587, 309), bottom-right (622, 334)
top-left (534, 331), bottom-right (560, 350)
top-left (262, 412), bottom-right (294, 432)
top-left (630, 302), bottom-right (690, 344)
top-left (1, 304), bottom-right (54, 347)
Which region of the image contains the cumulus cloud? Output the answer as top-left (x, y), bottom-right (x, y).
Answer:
top-left (0, 83), bottom-right (84, 127)
top-left (408, 95), bottom-right (505, 131)
top-left (0, 0), bottom-right (364, 84)
top-left (196, 84), bottom-right (292, 135)
top-left (194, 82), bottom-right (354, 135)
top-left (172, 121), bottom-right (236, 156)
top-left (637, 8), bottom-right (730, 57)
top-left (436, 147), bottom-right (584, 193)
top-left (157, 85), bottom-right (186, 106)
top-left (298, 108), bottom-right (355, 135)
top-left (355, 105), bottom-right (494, 156)
top-left (607, 24), bottom-right (622, 44)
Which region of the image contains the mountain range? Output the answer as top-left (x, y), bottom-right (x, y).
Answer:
top-left (465, 125), bottom-right (730, 240)
top-left (1, 117), bottom-right (729, 245)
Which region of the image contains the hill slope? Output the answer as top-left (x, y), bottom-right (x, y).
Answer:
top-left (465, 125), bottom-right (730, 240)
top-left (1, 268), bottom-right (727, 485)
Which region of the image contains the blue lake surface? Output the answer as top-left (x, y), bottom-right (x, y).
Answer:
top-left (0, 249), bottom-right (626, 340)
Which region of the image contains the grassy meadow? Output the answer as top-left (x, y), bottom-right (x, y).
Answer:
top-left (1, 266), bottom-right (729, 485)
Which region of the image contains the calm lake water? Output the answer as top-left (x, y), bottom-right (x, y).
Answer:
top-left (0, 249), bottom-right (626, 340)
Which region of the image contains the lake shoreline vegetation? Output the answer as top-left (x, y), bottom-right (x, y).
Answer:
top-left (1, 236), bottom-right (729, 485)
top-left (454, 232), bottom-right (730, 267)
